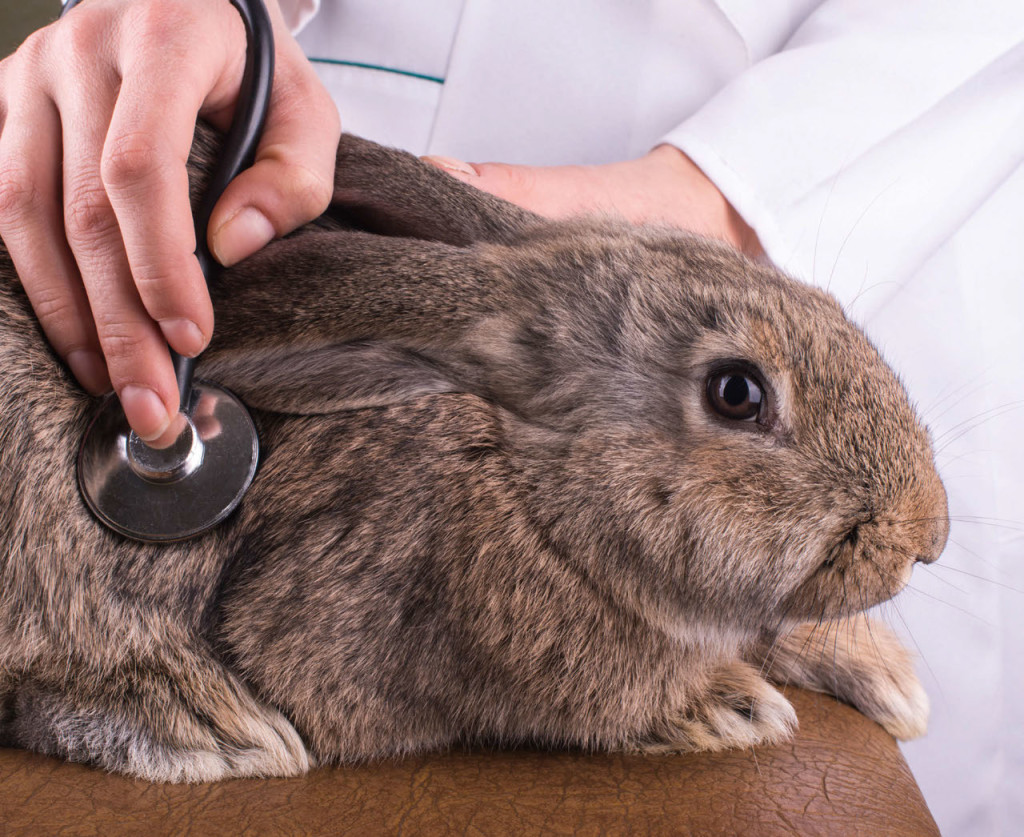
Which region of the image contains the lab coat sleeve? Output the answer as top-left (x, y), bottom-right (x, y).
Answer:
top-left (663, 0), bottom-right (1024, 302)
top-left (275, 0), bottom-right (320, 35)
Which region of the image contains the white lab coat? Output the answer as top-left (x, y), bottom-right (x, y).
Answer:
top-left (280, 2), bottom-right (1024, 833)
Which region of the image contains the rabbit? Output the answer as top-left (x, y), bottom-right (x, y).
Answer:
top-left (0, 123), bottom-right (949, 782)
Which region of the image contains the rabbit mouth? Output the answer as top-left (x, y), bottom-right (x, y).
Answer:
top-left (821, 523), bottom-right (862, 570)
top-left (777, 521), bottom-right (919, 619)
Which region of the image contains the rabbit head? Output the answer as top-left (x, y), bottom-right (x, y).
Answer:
top-left (419, 224), bottom-right (951, 632)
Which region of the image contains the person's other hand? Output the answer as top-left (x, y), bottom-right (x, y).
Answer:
top-left (424, 145), bottom-right (763, 259)
top-left (0, 0), bottom-right (339, 443)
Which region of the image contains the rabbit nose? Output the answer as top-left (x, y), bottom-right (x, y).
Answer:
top-left (916, 515), bottom-right (949, 565)
top-left (914, 482), bottom-right (949, 565)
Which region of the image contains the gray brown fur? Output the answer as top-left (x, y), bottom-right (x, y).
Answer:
top-left (0, 125), bottom-right (948, 781)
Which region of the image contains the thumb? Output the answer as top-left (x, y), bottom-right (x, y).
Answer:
top-left (208, 64), bottom-right (340, 267)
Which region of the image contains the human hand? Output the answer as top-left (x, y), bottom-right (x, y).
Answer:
top-left (423, 145), bottom-right (763, 259)
top-left (0, 0), bottom-right (339, 443)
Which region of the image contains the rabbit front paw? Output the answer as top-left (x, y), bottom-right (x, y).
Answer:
top-left (756, 616), bottom-right (929, 740)
top-left (855, 661), bottom-right (929, 741)
top-left (640, 661), bottom-right (798, 754)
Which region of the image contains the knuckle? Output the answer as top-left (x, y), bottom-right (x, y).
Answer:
top-left (131, 260), bottom-right (196, 312)
top-left (281, 72), bottom-right (341, 139)
top-left (57, 14), bottom-right (105, 64)
top-left (64, 186), bottom-right (117, 243)
top-left (27, 287), bottom-right (76, 330)
top-left (95, 325), bottom-right (150, 364)
top-left (125, 0), bottom-right (187, 41)
top-left (0, 160), bottom-right (41, 221)
top-left (13, 28), bottom-right (49, 65)
top-left (101, 131), bottom-right (164, 190)
top-left (130, 263), bottom-right (175, 291)
top-left (282, 161), bottom-right (333, 219)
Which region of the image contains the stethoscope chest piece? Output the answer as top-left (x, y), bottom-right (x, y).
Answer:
top-left (78, 382), bottom-right (259, 542)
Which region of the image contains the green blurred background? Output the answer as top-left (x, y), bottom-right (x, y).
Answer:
top-left (2, 0), bottom-right (59, 58)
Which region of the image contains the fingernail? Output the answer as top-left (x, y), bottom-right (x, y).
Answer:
top-left (120, 385), bottom-right (171, 442)
top-left (211, 207), bottom-right (276, 267)
top-left (66, 349), bottom-right (111, 395)
top-left (422, 156), bottom-right (479, 178)
top-left (159, 318), bottom-right (206, 357)
top-left (145, 412), bottom-right (189, 450)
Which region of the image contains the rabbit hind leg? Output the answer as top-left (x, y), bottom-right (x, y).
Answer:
top-left (5, 655), bottom-right (311, 782)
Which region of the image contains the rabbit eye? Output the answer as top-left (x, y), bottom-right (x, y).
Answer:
top-left (707, 370), bottom-right (764, 422)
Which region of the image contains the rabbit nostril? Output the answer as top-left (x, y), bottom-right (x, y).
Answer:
top-left (915, 542), bottom-right (943, 565)
top-left (910, 512), bottom-right (947, 565)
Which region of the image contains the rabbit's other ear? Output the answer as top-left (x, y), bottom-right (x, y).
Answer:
top-left (185, 127), bottom-right (535, 246)
top-left (199, 340), bottom-right (463, 415)
top-left (326, 134), bottom-right (539, 246)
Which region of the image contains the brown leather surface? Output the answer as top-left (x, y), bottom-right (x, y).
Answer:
top-left (0, 688), bottom-right (937, 836)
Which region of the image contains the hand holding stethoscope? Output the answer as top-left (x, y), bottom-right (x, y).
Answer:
top-left (0, 0), bottom-right (339, 444)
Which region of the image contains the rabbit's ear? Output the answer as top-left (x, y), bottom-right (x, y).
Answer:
top-left (203, 227), bottom-right (512, 416)
top-left (200, 131), bottom-right (548, 416)
top-left (325, 134), bottom-right (538, 246)
top-left (199, 341), bottom-right (464, 415)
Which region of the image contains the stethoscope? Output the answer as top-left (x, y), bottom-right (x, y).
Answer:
top-left (68, 0), bottom-right (274, 542)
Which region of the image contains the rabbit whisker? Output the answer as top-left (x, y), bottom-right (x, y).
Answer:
top-left (932, 399), bottom-right (1024, 453)
top-left (898, 582), bottom-right (989, 623)
top-left (887, 514), bottom-right (1024, 532)
top-left (856, 587), bottom-right (904, 691)
top-left (947, 515), bottom-right (1024, 532)
top-left (824, 175), bottom-right (901, 304)
top-left (813, 162), bottom-right (846, 294)
top-left (756, 601), bottom-right (801, 682)
top-left (913, 565), bottom-right (968, 596)
top-left (920, 377), bottom-right (988, 423)
top-left (860, 551), bottom-right (979, 620)
top-left (876, 593), bottom-right (946, 704)
top-left (924, 563), bottom-right (1024, 596)
top-left (945, 535), bottom-right (1002, 572)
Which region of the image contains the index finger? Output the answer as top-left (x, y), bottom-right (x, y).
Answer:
top-left (100, 77), bottom-right (220, 360)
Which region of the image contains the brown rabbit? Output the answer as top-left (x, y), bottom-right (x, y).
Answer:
top-left (0, 125), bottom-right (948, 781)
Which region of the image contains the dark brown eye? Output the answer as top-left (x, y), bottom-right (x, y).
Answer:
top-left (707, 370), bottom-right (764, 422)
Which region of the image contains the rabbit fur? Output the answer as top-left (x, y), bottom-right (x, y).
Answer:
top-left (0, 124), bottom-right (949, 781)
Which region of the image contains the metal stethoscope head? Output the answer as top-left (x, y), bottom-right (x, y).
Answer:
top-left (72, 0), bottom-right (274, 542)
